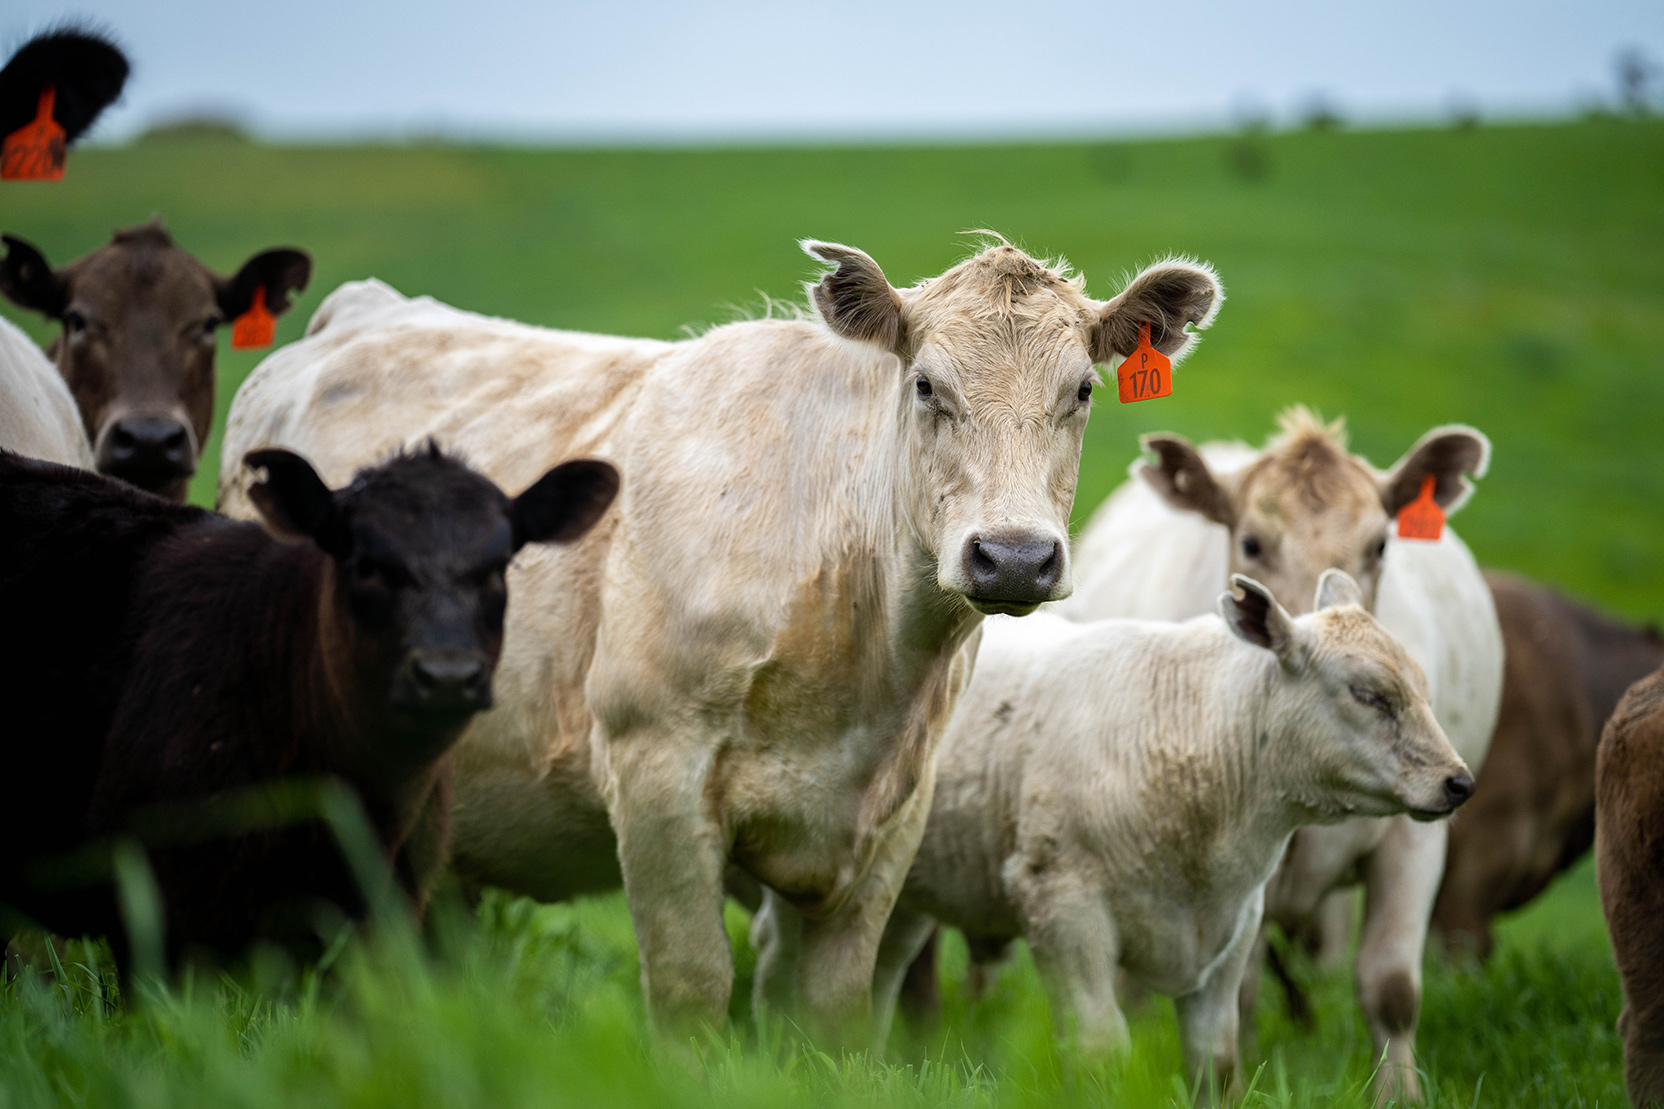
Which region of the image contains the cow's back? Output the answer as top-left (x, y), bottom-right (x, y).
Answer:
top-left (0, 316), bottom-right (93, 469)
top-left (1597, 666), bottom-right (1664, 1107)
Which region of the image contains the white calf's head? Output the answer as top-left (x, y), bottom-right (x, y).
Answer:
top-left (805, 238), bottom-right (1223, 616)
top-left (1221, 571), bottom-right (1473, 821)
top-left (1142, 408), bottom-right (1489, 614)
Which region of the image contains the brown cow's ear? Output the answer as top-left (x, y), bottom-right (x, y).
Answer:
top-left (511, 459), bottom-right (620, 549)
top-left (1138, 433), bottom-right (1237, 528)
top-left (215, 249), bottom-right (312, 322)
top-left (1220, 574), bottom-right (1301, 664)
top-left (802, 240), bottom-right (906, 353)
top-left (1093, 258), bottom-right (1223, 366)
top-left (0, 235), bottom-right (68, 319)
top-left (246, 448), bottom-right (346, 554)
top-left (1379, 425), bottom-right (1490, 518)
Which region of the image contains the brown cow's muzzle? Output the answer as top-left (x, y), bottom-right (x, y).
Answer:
top-left (97, 415), bottom-right (195, 498)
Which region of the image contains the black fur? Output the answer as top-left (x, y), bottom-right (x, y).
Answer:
top-left (0, 446), bottom-right (617, 970)
top-left (0, 29), bottom-right (129, 144)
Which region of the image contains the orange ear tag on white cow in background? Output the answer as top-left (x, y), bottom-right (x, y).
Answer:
top-left (1117, 321), bottom-right (1173, 404)
top-left (231, 283), bottom-right (276, 349)
top-left (1, 87), bottom-right (67, 181)
top-left (1396, 474), bottom-right (1445, 541)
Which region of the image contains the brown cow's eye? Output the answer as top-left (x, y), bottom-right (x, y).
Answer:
top-left (1372, 537), bottom-right (1387, 559)
top-left (64, 311), bottom-right (86, 334)
top-left (203, 315), bottom-right (222, 335)
top-left (915, 376), bottom-right (933, 398)
top-left (1241, 535), bottom-right (1262, 559)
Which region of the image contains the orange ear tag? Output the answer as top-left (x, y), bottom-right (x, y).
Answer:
top-left (231, 284), bottom-right (276, 349)
top-left (1, 87), bottom-right (68, 181)
top-left (1396, 474), bottom-right (1445, 541)
top-left (1117, 321), bottom-right (1173, 403)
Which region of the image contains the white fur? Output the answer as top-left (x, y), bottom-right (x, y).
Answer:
top-left (871, 589), bottom-right (1467, 1099)
top-left (0, 315), bottom-right (92, 468)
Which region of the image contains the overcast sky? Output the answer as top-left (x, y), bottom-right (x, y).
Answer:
top-left (5, 0), bottom-right (1662, 143)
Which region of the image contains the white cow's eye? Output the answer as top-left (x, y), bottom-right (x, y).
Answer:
top-left (1349, 684), bottom-right (1394, 717)
top-left (915, 376), bottom-right (933, 398)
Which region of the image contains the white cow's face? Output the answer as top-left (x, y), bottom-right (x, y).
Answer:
top-left (805, 239), bottom-right (1223, 617)
top-left (1222, 571), bottom-right (1474, 822)
top-left (1141, 410), bottom-right (1491, 617)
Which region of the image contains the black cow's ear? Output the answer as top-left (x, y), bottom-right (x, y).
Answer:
top-left (511, 459), bottom-right (620, 549)
top-left (246, 448), bottom-right (345, 554)
top-left (215, 249), bottom-right (312, 322)
top-left (0, 235), bottom-right (68, 319)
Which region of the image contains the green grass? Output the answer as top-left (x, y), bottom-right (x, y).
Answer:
top-left (2, 117), bottom-right (1659, 1105)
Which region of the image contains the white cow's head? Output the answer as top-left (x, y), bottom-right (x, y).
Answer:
top-left (805, 238), bottom-right (1222, 616)
top-left (1141, 407), bottom-right (1489, 614)
top-left (1221, 571), bottom-right (1474, 820)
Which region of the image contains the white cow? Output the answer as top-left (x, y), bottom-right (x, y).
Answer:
top-left (0, 315), bottom-right (92, 467)
top-left (217, 239), bottom-right (1224, 1041)
top-left (1059, 408), bottom-right (1504, 1102)
top-left (871, 572), bottom-right (1472, 1102)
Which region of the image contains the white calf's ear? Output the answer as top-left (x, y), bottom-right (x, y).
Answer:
top-left (1379, 425), bottom-right (1490, 518)
top-left (1139, 433), bottom-right (1236, 527)
top-left (1094, 258), bottom-right (1223, 366)
top-left (802, 240), bottom-right (906, 354)
top-left (1315, 568), bottom-right (1365, 611)
top-left (1220, 574), bottom-right (1300, 662)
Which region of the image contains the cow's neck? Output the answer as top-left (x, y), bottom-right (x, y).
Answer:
top-left (302, 565), bottom-right (461, 844)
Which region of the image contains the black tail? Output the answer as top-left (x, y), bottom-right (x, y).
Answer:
top-left (1, 28), bottom-right (130, 143)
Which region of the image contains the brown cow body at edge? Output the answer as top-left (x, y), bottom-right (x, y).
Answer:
top-left (0, 446), bottom-right (616, 970)
top-left (1598, 667), bottom-right (1664, 1108)
top-left (1435, 571), bottom-right (1664, 959)
top-left (0, 221), bottom-right (310, 500)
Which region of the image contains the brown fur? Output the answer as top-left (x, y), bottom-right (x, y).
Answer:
top-left (1598, 667), bottom-right (1664, 1107)
top-left (1437, 572), bottom-right (1664, 959)
top-left (0, 221), bottom-right (309, 500)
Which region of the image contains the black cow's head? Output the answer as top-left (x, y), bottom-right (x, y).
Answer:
top-left (245, 443), bottom-right (618, 747)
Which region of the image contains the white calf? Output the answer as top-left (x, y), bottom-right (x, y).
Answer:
top-left (874, 573), bottom-right (1471, 1100)
top-left (1061, 408), bottom-right (1503, 1102)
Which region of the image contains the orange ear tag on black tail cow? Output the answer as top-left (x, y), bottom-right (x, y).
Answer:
top-left (1396, 474), bottom-right (1445, 541)
top-left (1, 87), bottom-right (67, 181)
top-left (232, 284), bottom-right (275, 349)
top-left (1117, 322), bottom-right (1173, 403)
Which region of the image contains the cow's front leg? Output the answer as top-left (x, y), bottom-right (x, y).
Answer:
top-left (1357, 815), bottom-right (1447, 1105)
top-left (605, 730), bottom-right (733, 1041)
top-left (1011, 868), bottom-right (1127, 1056)
top-left (789, 786), bottom-right (935, 1050)
top-left (870, 904), bottom-right (940, 1052)
top-left (1177, 898), bottom-right (1262, 1106)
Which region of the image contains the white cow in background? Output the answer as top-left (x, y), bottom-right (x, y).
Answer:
top-left (216, 238), bottom-right (1224, 1043)
top-left (872, 571), bottom-right (1472, 1103)
top-left (0, 316), bottom-right (92, 467)
top-left (1059, 407), bottom-right (1504, 1103)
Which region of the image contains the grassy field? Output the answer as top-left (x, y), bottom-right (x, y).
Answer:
top-left (2, 117), bottom-right (1660, 1105)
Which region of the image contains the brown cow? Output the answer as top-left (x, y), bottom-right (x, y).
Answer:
top-left (1436, 571), bottom-right (1664, 959)
top-left (0, 221), bottom-right (310, 501)
top-left (1597, 665), bottom-right (1664, 1108)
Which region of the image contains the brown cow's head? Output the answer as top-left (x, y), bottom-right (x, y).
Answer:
top-left (1140, 407), bottom-right (1490, 614)
top-left (245, 443), bottom-right (619, 750)
top-left (0, 220), bottom-right (310, 502)
top-left (805, 238), bottom-right (1222, 617)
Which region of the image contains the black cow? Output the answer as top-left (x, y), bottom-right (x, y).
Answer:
top-left (0, 443), bottom-right (617, 969)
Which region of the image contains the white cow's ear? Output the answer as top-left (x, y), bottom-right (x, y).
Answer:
top-left (1378, 425), bottom-right (1490, 518)
top-left (1139, 433), bottom-right (1236, 528)
top-left (1093, 258), bottom-right (1223, 366)
top-left (1220, 575), bottom-right (1300, 663)
top-left (1315, 568), bottom-right (1365, 611)
top-left (802, 240), bottom-right (906, 354)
